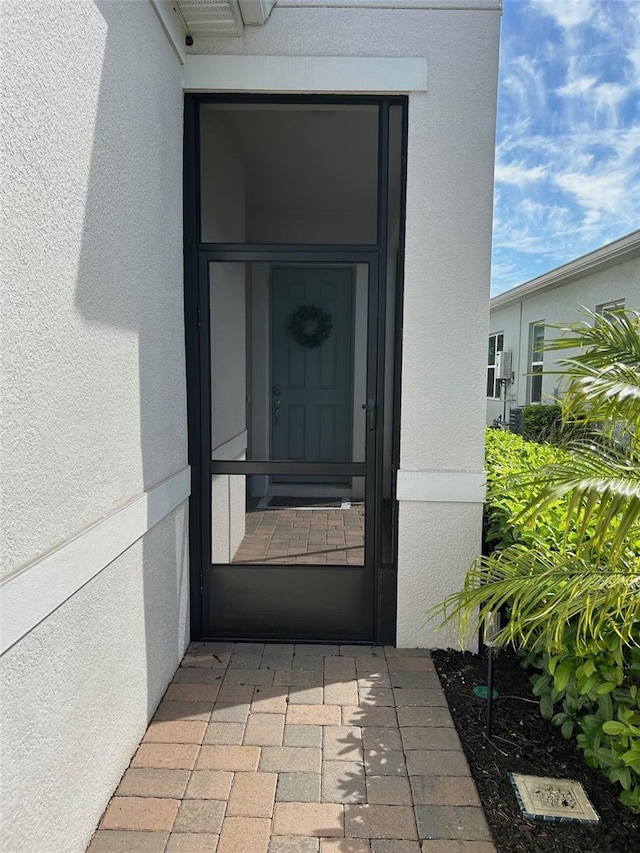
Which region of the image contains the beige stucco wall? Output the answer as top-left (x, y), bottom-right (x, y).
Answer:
top-left (0, 2), bottom-right (187, 850)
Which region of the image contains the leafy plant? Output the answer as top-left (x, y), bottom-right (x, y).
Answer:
top-left (428, 308), bottom-right (640, 809)
top-left (522, 402), bottom-right (563, 444)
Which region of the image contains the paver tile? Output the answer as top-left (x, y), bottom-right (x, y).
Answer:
top-left (320, 840), bottom-right (371, 852)
top-left (173, 799), bottom-right (226, 834)
top-left (323, 726), bottom-right (363, 762)
top-left (131, 744), bottom-right (200, 771)
top-left (203, 722), bottom-right (246, 745)
top-left (227, 771), bottom-right (277, 817)
top-left (227, 654), bottom-right (263, 670)
top-left (252, 686), bottom-right (289, 714)
top-left (372, 842), bottom-right (422, 853)
top-left (153, 701), bottom-right (213, 723)
top-left (409, 778), bottom-right (480, 808)
top-left (401, 728), bottom-right (462, 752)
top-left (289, 686), bottom-right (324, 705)
top-left (165, 833), bottom-right (219, 852)
top-left (414, 807), bottom-right (490, 842)
top-left (277, 772), bottom-right (322, 803)
top-left (296, 644), bottom-right (336, 656)
top-left (292, 655), bottom-right (325, 671)
top-left (189, 642), bottom-right (235, 655)
top-left (393, 690), bottom-right (447, 707)
top-left (217, 817), bottom-right (271, 853)
top-left (366, 776), bottom-right (412, 805)
top-left (344, 805), bottom-right (417, 840)
top-left (259, 746), bottom-right (322, 773)
top-left (363, 750), bottom-right (407, 777)
top-left (185, 770), bottom-right (234, 800)
top-left (284, 724), bottom-right (323, 748)
top-left (165, 684), bottom-right (220, 703)
top-left (362, 727), bottom-right (402, 752)
top-left (269, 837), bottom-right (320, 853)
top-left (224, 668), bottom-right (274, 686)
top-left (324, 657), bottom-right (357, 679)
top-left (116, 769), bottom-right (190, 799)
top-left (181, 652), bottom-right (229, 668)
top-left (217, 684), bottom-right (255, 702)
top-left (389, 673), bottom-right (441, 690)
top-left (359, 688), bottom-right (395, 707)
top-left (322, 761), bottom-right (366, 804)
top-left (420, 843), bottom-right (496, 853)
top-left (342, 707), bottom-right (397, 728)
top-left (173, 669), bottom-right (225, 685)
top-left (383, 648), bottom-right (431, 658)
top-left (273, 803), bottom-right (344, 837)
top-left (196, 745), bottom-right (261, 771)
top-left (387, 658), bottom-right (435, 673)
top-left (324, 681), bottom-right (359, 706)
top-left (209, 703), bottom-right (250, 724)
top-left (100, 797), bottom-right (180, 832)
top-left (275, 670), bottom-right (324, 687)
top-left (244, 713), bottom-right (285, 746)
top-left (287, 704), bottom-right (341, 726)
top-left (143, 720), bottom-right (207, 745)
top-left (396, 708), bottom-right (453, 728)
top-left (87, 830), bottom-right (169, 852)
top-left (405, 751), bottom-right (469, 778)
top-left (358, 674), bottom-right (392, 689)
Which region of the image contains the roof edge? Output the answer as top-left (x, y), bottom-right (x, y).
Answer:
top-left (491, 230), bottom-right (640, 310)
top-left (275, 1), bottom-right (503, 11)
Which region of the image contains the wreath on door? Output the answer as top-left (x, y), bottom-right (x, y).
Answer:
top-left (288, 304), bottom-right (333, 349)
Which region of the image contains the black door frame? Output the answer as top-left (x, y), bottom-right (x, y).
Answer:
top-left (183, 94), bottom-right (407, 643)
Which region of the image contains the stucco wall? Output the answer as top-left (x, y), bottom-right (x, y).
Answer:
top-left (1, 2), bottom-right (187, 850)
top-left (487, 251), bottom-right (640, 425)
top-left (194, 3), bottom-right (501, 647)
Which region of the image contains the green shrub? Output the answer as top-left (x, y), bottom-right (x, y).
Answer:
top-left (522, 403), bottom-right (562, 443)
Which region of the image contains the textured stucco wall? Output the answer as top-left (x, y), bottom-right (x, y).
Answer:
top-left (1, 1), bottom-right (187, 850)
top-left (487, 253), bottom-right (640, 424)
top-left (195, 4), bottom-right (500, 646)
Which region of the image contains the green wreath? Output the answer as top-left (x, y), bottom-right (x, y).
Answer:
top-left (288, 304), bottom-right (333, 349)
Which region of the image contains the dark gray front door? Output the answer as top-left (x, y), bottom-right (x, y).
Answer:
top-left (271, 266), bottom-right (354, 482)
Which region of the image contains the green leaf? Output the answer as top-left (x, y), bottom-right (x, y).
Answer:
top-left (554, 660), bottom-right (574, 693)
top-left (540, 693), bottom-right (554, 720)
top-left (597, 681), bottom-right (617, 695)
top-left (602, 721), bottom-right (629, 736)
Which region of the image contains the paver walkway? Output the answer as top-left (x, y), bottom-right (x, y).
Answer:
top-left (233, 503), bottom-right (365, 565)
top-left (88, 644), bottom-right (495, 853)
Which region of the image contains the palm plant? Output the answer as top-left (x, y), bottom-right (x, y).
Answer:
top-left (430, 308), bottom-right (640, 655)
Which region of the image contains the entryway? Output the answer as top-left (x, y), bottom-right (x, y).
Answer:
top-left (184, 97), bottom-right (406, 643)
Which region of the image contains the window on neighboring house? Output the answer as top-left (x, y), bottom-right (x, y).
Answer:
top-left (529, 322), bottom-right (544, 403)
top-left (596, 299), bottom-right (625, 320)
top-left (487, 332), bottom-right (504, 399)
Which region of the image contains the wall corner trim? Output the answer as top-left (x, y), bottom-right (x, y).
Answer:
top-left (0, 467), bottom-right (191, 656)
top-left (396, 468), bottom-right (487, 503)
top-left (150, 0), bottom-right (187, 65)
top-left (183, 55), bottom-right (428, 93)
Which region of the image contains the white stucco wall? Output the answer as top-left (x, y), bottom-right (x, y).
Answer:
top-left (192, 2), bottom-right (501, 647)
top-left (487, 244), bottom-right (640, 425)
top-left (1, 2), bottom-right (187, 850)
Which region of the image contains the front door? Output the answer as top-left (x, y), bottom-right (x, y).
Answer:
top-left (271, 266), bottom-right (353, 485)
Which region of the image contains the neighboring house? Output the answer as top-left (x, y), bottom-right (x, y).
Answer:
top-left (1, 1), bottom-right (501, 850)
top-left (487, 230), bottom-right (640, 427)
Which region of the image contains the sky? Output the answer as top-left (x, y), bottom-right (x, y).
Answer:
top-left (491, 0), bottom-right (640, 295)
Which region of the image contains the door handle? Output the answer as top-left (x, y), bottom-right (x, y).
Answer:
top-left (273, 398), bottom-right (281, 427)
top-left (362, 399), bottom-right (376, 431)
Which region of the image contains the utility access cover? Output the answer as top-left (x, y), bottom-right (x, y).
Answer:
top-left (510, 773), bottom-right (600, 824)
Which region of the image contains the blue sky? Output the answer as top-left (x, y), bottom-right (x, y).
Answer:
top-left (491, 0), bottom-right (640, 295)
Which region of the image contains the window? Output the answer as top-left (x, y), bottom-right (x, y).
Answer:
top-left (529, 322), bottom-right (544, 403)
top-left (487, 333), bottom-right (504, 399)
top-left (596, 299), bottom-right (625, 320)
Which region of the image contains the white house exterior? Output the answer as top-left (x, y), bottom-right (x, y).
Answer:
top-left (487, 230), bottom-right (640, 427)
top-left (1, 2), bottom-right (501, 850)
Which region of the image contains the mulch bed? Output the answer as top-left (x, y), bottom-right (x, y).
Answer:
top-left (432, 648), bottom-right (639, 853)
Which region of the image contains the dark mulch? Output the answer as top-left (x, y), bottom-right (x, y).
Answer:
top-left (432, 648), bottom-right (639, 853)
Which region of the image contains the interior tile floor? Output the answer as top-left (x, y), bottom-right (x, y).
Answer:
top-left (87, 643), bottom-right (495, 853)
top-left (233, 503), bottom-right (365, 565)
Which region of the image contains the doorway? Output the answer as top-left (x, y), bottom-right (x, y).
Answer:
top-left (184, 97), bottom-right (406, 642)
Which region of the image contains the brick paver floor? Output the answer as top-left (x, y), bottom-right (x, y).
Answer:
top-left (88, 644), bottom-right (495, 853)
top-left (233, 502), bottom-right (365, 565)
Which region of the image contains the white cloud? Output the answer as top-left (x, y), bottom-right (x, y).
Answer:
top-left (556, 74), bottom-right (598, 96)
top-left (494, 162), bottom-right (547, 187)
top-left (530, 0), bottom-right (596, 30)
